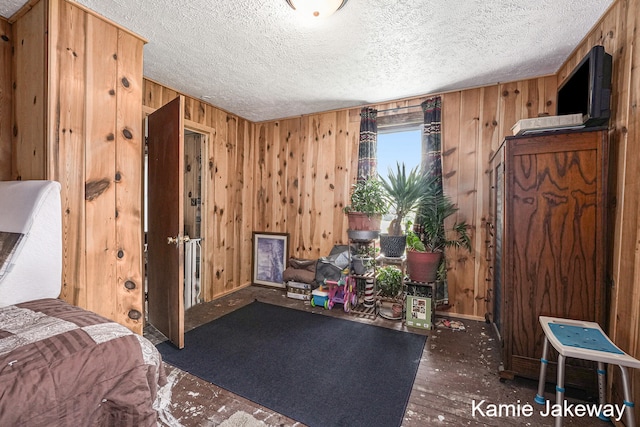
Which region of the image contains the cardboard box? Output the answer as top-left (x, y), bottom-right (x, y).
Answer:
top-left (286, 281), bottom-right (313, 300)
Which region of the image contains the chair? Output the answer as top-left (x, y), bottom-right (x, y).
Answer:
top-left (535, 315), bottom-right (640, 427)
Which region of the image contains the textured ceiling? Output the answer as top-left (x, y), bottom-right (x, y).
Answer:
top-left (2, 0), bottom-right (614, 122)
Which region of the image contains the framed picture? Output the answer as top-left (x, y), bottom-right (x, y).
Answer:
top-left (252, 232), bottom-right (289, 288)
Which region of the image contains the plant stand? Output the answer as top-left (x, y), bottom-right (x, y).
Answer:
top-left (346, 233), bottom-right (378, 320)
top-left (376, 254), bottom-right (406, 278)
top-left (375, 255), bottom-right (406, 321)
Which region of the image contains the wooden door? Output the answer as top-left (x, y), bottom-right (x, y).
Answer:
top-left (147, 96), bottom-right (185, 349)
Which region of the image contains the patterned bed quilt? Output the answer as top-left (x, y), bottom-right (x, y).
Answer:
top-left (0, 298), bottom-right (167, 426)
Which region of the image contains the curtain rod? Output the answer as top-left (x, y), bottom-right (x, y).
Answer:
top-left (374, 104), bottom-right (423, 114)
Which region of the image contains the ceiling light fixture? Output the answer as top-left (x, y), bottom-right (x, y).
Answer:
top-left (286, 0), bottom-right (348, 18)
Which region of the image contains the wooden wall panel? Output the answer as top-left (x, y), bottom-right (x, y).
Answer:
top-left (450, 88), bottom-right (481, 315)
top-left (0, 18), bottom-right (11, 181)
top-left (12, 0), bottom-right (46, 181)
top-left (114, 29), bottom-right (145, 331)
top-left (441, 92), bottom-right (462, 305)
top-left (254, 121), bottom-right (275, 233)
top-left (212, 108), bottom-right (230, 295)
top-left (332, 110), bottom-right (353, 246)
top-left (310, 112), bottom-right (337, 258)
top-left (201, 111), bottom-right (216, 302)
top-left (239, 118), bottom-right (254, 287)
top-left (232, 119), bottom-right (247, 287)
top-left (478, 86), bottom-right (500, 317)
top-left (49, 1), bottom-right (88, 307)
top-left (283, 118), bottom-right (303, 252)
top-left (84, 14), bottom-right (117, 318)
top-left (222, 112), bottom-right (238, 294)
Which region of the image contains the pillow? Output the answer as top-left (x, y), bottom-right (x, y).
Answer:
top-left (283, 268), bottom-right (316, 284)
top-left (288, 257), bottom-right (316, 272)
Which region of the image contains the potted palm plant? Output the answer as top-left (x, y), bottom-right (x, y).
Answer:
top-left (343, 177), bottom-right (387, 239)
top-left (379, 162), bottom-right (426, 257)
top-left (405, 178), bottom-right (471, 283)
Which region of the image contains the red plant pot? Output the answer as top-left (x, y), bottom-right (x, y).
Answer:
top-left (347, 212), bottom-right (381, 231)
top-left (406, 250), bottom-right (442, 283)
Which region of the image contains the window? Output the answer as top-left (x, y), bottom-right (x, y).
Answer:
top-left (377, 128), bottom-right (421, 177)
top-left (377, 128), bottom-right (422, 232)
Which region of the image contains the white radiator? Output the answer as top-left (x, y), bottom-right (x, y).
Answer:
top-left (184, 238), bottom-right (202, 310)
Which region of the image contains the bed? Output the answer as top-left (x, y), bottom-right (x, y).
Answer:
top-left (0, 180), bottom-right (166, 426)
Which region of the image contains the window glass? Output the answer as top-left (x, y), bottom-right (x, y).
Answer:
top-left (377, 128), bottom-right (422, 232)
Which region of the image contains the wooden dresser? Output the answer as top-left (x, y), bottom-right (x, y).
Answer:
top-left (488, 127), bottom-right (609, 388)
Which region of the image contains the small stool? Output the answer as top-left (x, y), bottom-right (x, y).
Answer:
top-left (536, 316), bottom-right (640, 427)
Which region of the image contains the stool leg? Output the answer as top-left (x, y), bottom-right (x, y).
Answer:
top-left (596, 362), bottom-right (610, 422)
top-left (619, 365), bottom-right (636, 427)
top-left (535, 337), bottom-right (549, 405)
top-left (555, 354), bottom-right (566, 427)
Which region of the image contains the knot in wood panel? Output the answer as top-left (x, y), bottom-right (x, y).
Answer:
top-left (128, 309), bottom-right (142, 320)
top-left (85, 179), bottom-right (111, 201)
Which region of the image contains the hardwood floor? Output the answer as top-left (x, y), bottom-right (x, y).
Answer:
top-left (146, 285), bottom-right (607, 426)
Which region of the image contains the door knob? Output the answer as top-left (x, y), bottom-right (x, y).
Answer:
top-left (167, 234), bottom-right (190, 246)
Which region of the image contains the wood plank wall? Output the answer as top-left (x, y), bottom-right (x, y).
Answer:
top-left (253, 111), bottom-right (356, 260)
top-left (10, 0), bottom-right (146, 334)
top-left (559, 0), bottom-right (640, 414)
top-left (0, 18), bottom-right (11, 180)
top-left (11, 0), bottom-right (46, 181)
top-left (52, 0), bottom-right (145, 333)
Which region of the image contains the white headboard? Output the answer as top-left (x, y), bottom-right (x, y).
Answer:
top-left (0, 180), bottom-right (62, 306)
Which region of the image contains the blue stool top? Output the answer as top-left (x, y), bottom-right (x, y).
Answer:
top-left (549, 323), bottom-right (623, 355)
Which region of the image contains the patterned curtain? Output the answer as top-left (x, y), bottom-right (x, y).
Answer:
top-left (419, 96), bottom-right (448, 302)
top-left (421, 96), bottom-right (442, 184)
top-left (357, 107), bottom-right (378, 180)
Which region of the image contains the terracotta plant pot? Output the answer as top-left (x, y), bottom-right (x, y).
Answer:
top-left (392, 303), bottom-right (403, 317)
top-left (406, 250), bottom-right (442, 283)
top-left (347, 212), bottom-right (381, 231)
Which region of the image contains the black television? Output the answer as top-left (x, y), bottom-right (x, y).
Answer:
top-left (557, 45), bottom-right (612, 127)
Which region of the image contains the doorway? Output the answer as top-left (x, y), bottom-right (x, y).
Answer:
top-left (183, 130), bottom-right (204, 310)
top-left (144, 96), bottom-right (209, 348)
